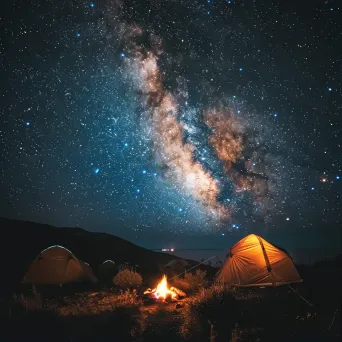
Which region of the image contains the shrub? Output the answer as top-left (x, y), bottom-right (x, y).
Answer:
top-left (184, 269), bottom-right (207, 287)
top-left (113, 269), bottom-right (142, 289)
top-left (172, 269), bottom-right (207, 293)
top-left (12, 286), bottom-right (43, 312)
top-left (180, 284), bottom-right (238, 341)
top-left (115, 289), bottom-right (143, 309)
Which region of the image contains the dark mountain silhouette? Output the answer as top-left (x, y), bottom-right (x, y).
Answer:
top-left (0, 217), bottom-right (195, 291)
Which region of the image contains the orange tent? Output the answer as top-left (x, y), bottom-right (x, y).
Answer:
top-left (216, 234), bottom-right (302, 287)
top-left (22, 245), bottom-right (97, 285)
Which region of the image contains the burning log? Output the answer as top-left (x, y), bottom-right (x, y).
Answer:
top-left (170, 286), bottom-right (186, 298)
top-left (143, 275), bottom-right (186, 302)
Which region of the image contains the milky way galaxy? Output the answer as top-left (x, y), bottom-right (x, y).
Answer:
top-left (119, 23), bottom-right (230, 221)
top-left (1, 0), bottom-right (340, 249)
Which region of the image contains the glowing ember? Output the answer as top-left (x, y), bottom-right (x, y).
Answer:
top-left (144, 275), bottom-right (178, 301)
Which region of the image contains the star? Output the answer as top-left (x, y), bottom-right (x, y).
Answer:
top-left (26, 122), bottom-right (30, 126)
top-left (76, 33), bottom-right (81, 37)
top-left (136, 189), bottom-right (140, 193)
top-left (328, 87), bottom-right (332, 91)
top-left (94, 168), bottom-right (100, 174)
top-left (336, 176), bottom-right (340, 180)
top-left (311, 187), bottom-right (315, 190)
top-left (142, 170), bottom-right (147, 174)
top-left (90, 3), bottom-right (94, 7)
top-left (274, 113), bottom-right (278, 117)
top-left (239, 67), bottom-right (243, 71)
top-left (120, 53), bottom-right (125, 57)
top-left (221, 233), bottom-right (225, 236)
top-left (286, 217), bottom-right (290, 221)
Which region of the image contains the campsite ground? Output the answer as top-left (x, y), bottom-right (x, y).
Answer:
top-left (1, 257), bottom-right (340, 342)
top-left (0, 219), bottom-right (340, 341)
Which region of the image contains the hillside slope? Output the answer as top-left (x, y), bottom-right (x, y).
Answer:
top-left (0, 217), bottom-right (191, 290)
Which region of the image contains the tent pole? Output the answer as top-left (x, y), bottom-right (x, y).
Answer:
top-left (256, 236), bottom-right (276, 287)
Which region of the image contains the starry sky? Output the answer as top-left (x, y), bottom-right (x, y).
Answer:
top-left (1, 0), bottom-right (341, 258)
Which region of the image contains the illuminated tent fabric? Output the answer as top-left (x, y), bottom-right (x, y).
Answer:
top-left (216, 234), bottom-right (302, 287)
top-left (22, 245), bottom-right (97, 284)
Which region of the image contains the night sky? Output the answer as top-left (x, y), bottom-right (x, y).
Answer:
top-left (1, 0), bottom-right (341, 258)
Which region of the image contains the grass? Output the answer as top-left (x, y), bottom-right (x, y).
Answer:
top-left (171, 269), bottom-right (208, 293)
top-left (2, 288), bottom-right (146, 342)
top-left (180, 284), bottom-right (238, 341)
top-left (1, 257), bottom-right (340, 342)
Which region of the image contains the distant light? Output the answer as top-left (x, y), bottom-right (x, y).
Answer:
top-left (124, 143), bottom-right (128, 147)
top-left (170, 248), bottom-right (174, 252)
top-left (232, 224), bottom-right (236, 228)
top-left (233, 95), bottom-right (236, 99)
top-left (201, 157), bottom-right (206, 161)
top-left (239, 67), bottom-right (243, 71)
top-left (286, 217), bottom-right (290, 221)
top-left (221, 233), bottom-right (225, 236)
top-left (207, 10), bottom-right (210, 14)
top-left (142, 170), bottom-right (147, 174)
top-left (228, 0), bottom-right (231, 3)
top-left (120, 52), bottom-right (125, 57)
top-left (179, 208), bottom-right (183, 212)
top-left (136, 188), bottom-right (140, 193)
top-left (311, 187), bottom-right (315, 190)
top-left (336, 176), bottom-right (340, 180)
top-left (236, 225), bottom-right (239, 229)
top-left (328, 87), bottom-right (332, 92)
top-left (274, 113), bottom-right (278, 117)
top-left (208, 0), bottom-right (211, 2)
top-left (26, 122), bottom-right (30, 126)
top-left (76, 33), bottom-right (81, 37)
top-left (321, 178), bottom-right (327, 183)
top-left (330, 8), bottom-right (334, 11)
top-left (237, 110), bottom-right (241, 114)
top-left (90, 3), bottom-right (94, 7)
top-left (94, 168), bottom-right (100, 174)
top-left (252, 162), bottom-right (256, 166)
top-left (153, 173), bottom-right (157, 176)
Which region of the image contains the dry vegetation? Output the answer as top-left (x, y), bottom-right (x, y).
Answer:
top-left (2, 259), bottom-right (341, 342)
top-left (171, 269), bottom-right (207, 293)
top-left (113, 268), bottom-right (143, 289)
top-left (58, 289), bottom-right (142, 316)
top-left (180, 284), bottom-right (238, 341)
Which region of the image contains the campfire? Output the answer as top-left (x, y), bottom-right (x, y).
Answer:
top-left (143, 275), bottom-right (186, 302)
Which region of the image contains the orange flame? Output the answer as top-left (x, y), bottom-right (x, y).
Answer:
top-left (153, 275), bottom-right (177, 301)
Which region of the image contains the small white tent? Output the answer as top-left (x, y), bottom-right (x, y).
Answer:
top-left (22, 245), bottom-right (97, 284)
top-left (216, 234), bottom-right (302, 287)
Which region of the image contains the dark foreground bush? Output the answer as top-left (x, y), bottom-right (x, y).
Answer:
top-left (1, 289), bottom-right (146, 342)
top-left (180, 284), bottom-right (238, 342)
